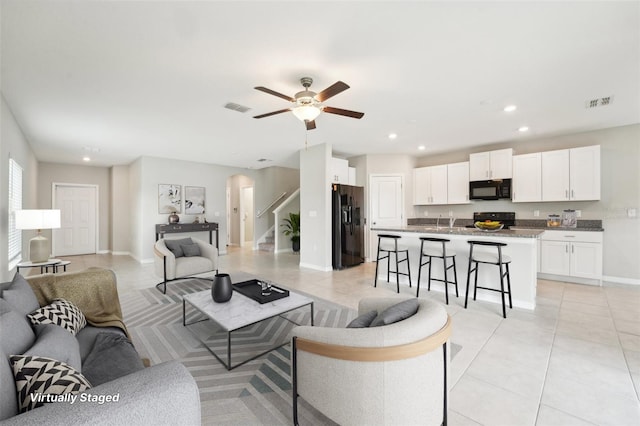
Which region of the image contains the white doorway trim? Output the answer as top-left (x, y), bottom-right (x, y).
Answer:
top-left (51, 182), bottom-right (100, 256)
top-left (239, 185), bottom-right (254, 247)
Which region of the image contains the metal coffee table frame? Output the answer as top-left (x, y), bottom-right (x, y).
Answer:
top-left (183, 290), bottom-right (314, 370)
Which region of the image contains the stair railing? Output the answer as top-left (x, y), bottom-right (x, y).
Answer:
top-left (256, 192), bottom-right (287, 218)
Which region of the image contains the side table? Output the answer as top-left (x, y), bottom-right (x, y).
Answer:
top-left (16, 259), bottom-right (69, 274)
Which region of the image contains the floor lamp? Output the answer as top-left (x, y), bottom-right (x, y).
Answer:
top-left (14, 209), bottom-right (61, 263)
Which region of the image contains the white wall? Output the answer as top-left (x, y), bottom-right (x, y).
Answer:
top-left (111, 165), bottom-right (130, 254)
top-left (134, 156), bottom-right (257, 262)
top-left (37, 162), bottom-right (111, 252)
top-left (0, 95), bottom-right (39, 281)
top-left (299, 143), bottom-right (332, 271)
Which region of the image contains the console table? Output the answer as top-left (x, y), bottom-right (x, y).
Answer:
top-left (155, 222), bottom-right (219, 248)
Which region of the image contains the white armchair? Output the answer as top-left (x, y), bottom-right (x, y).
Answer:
top-left (153, 237), bottom-right (218, 294)
top-left (290, 297), bottom-right (451, 426)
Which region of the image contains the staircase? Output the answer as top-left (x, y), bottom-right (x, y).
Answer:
top-left (258, 231), bottom-right (275, 252)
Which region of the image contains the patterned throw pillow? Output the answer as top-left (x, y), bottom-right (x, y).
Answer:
top-left (27, 299), bottom-right (87, 336)
top-left (9, 355), bottom-right (91, 413)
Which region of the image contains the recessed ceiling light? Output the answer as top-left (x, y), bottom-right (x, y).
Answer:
top-left (418, 145), bottom-right (426, 151)
top-left (518, 126), bottom-right (529, 132)
top-left (82, 156), bottom-right (91, 162)
top-left (388, 133), bottom-right (397, 140)
top-left (504, 105), bottom-right (517, 112)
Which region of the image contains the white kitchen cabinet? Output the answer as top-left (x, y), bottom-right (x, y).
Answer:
top-left (541, 149), bottom-right (569, 201)
top-left (541, 145), bottom-right (600, 201)
top-left (447, 161), bottom-right (470, 204)
top-left (539, 230), bottom-right (603, 282)
top-left (512, 153), bottom-right (542, 202)
top-left (413, 165), bottom-right (448, 205)
top-left (348, 167), bottom-right (356, 185)
top-left (469, 148), bottom-right (513, 180)
top-left (570, 145), bottom-right (601, 201)
top-left (331, 158), bottom-right (349, 184)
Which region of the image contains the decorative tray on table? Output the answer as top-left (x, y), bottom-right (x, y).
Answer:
top-left (474, 221), bottom-right (504, 232)
top-left (232, 279), bottom-right (290, 304)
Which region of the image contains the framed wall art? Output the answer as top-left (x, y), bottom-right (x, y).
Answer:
top-left (185, 186), bottom-right (206, 214)
top-left (158, 184), bottom-right (182, 213)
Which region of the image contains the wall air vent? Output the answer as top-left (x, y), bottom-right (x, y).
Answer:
top-left (585, 96), bottom-right (613, 109)
top-left (224, 102), bottom-right (251, 113)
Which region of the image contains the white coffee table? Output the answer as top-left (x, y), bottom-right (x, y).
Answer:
top-left (183, 286), bottom-right (314, 370)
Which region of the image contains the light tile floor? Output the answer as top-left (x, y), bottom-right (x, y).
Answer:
top-left (45, 247), bottom-right (640, 426)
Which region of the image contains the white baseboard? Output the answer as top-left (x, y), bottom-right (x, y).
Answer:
top-left (602, 275), bottom-right (640, 286)
top-left (275, 248), bottom-right (293, 254)
top-left (111, 251), bottom-right (130, 256)
top-left (299, 262), bottom-right (332, 272)
top-left (537, 273), bottom-right (601, 286)
top-left (97, 250), bottom-right (110, 254)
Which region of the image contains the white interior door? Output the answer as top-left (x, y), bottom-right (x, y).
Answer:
top-left (53, 184), bottom-right (98, 256)
top-left (240, 186), bottom-right (254, 247)
top-left (369, 175), bottom-right (403, 261)
top-left (370, 175), bottom-right (403, 227)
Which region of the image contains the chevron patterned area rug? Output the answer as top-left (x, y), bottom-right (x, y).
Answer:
top-left (120, 278), bottom-right (460, 425)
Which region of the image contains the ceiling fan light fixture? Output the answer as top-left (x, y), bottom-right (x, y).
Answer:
top-left (292, 105), bottom-right (322, 122)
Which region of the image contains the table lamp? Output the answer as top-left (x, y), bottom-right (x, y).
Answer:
top-left (14, 209), bottom-right (61, 263)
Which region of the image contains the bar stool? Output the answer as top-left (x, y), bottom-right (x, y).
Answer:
top-left (464, 240), bottom-right (513, 318)
top-left (416, 237), bottom-right (458, 304)
top-left (374, 234), bottom-right (411, 293)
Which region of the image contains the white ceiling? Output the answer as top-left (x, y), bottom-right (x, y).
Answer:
top-left (2, 1), bottom-right (639, 169)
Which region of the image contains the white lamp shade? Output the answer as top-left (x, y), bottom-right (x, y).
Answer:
top-left (14, 210), bottom-right (61, 230)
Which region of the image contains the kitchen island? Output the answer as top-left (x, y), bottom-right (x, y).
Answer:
top-left (371, 225), bottom-right (545, 310)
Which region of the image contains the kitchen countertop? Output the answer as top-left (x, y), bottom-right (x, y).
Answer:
top-left (406, 218), bottom-right (604, 232)
top-left (371, 225), bottom-right (545, 238)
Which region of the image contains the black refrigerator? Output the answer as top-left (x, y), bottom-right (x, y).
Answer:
top-left (332, 184), bottom-right (364, 270)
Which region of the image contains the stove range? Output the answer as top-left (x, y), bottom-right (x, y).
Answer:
top-left (466, 212), bottom-right (516, 229)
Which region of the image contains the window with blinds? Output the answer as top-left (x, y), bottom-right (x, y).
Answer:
top-left (8, 158), bottom-right (23, 270)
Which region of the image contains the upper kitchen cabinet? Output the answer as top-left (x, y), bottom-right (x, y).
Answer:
top-left (541, 145), bottom-right (600, 201)
top-left (447, 161), bottom-right (470, 204)
top-left (512, 153), bottom-right (542, 202)
top-left (413, 165), bottom-right (448, 205)
top-left (469, 148), bottom-right (513, 181)
top-left (331, 158), bottom-right (349, 184)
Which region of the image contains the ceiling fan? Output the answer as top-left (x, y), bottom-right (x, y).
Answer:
top-left (253, 77), bottom-right (364, 130)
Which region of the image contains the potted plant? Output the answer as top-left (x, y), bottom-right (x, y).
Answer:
top-left (281, 212), bottom-right (300, 252)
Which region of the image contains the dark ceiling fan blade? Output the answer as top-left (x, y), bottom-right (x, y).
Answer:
top-left (253, 108), bottom-right (291, 119)
top-left (316, 81), bottom-right (350, 102)
top-left (323, 106), bottom-right (365, 119)
top-left (305, 120), bottom-right (317, 130)
top-left (254, 86), bottom-right (295, 102)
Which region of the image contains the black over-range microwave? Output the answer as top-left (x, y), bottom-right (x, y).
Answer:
top-left (469, 179), bottom-right (512, 200)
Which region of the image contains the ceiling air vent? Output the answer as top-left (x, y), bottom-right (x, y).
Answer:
top-left (257, 158), bottom-right (272, 163)
top-left (224, 102), bottom-right (251, 113)
top-left (585, 96), bottom-right (613, 109)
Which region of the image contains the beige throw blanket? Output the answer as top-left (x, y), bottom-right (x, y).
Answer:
top-left (26, 267), bottom-right (129, 337)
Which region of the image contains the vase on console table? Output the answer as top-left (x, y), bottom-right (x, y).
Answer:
top-left (212, 273), bottom-right (233, 303)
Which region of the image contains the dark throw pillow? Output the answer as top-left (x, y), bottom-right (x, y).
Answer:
top-left (164, 238), bottom-right (192, 258)
top-left (27, 299), bottom-right (87, 336)
top-left (370, 299), bottom-right (420, 327)
top-left (346, 310), bottom-right (378, 328)
top-left (81, 332), bottom-right (145, 386)
top-left (10, 355), bottom-right (91, 413)
top-left (181, 243), bottom-right (201, 257)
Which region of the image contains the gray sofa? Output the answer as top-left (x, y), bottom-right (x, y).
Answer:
top-left (0, 269), bottom-right (200, 425)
